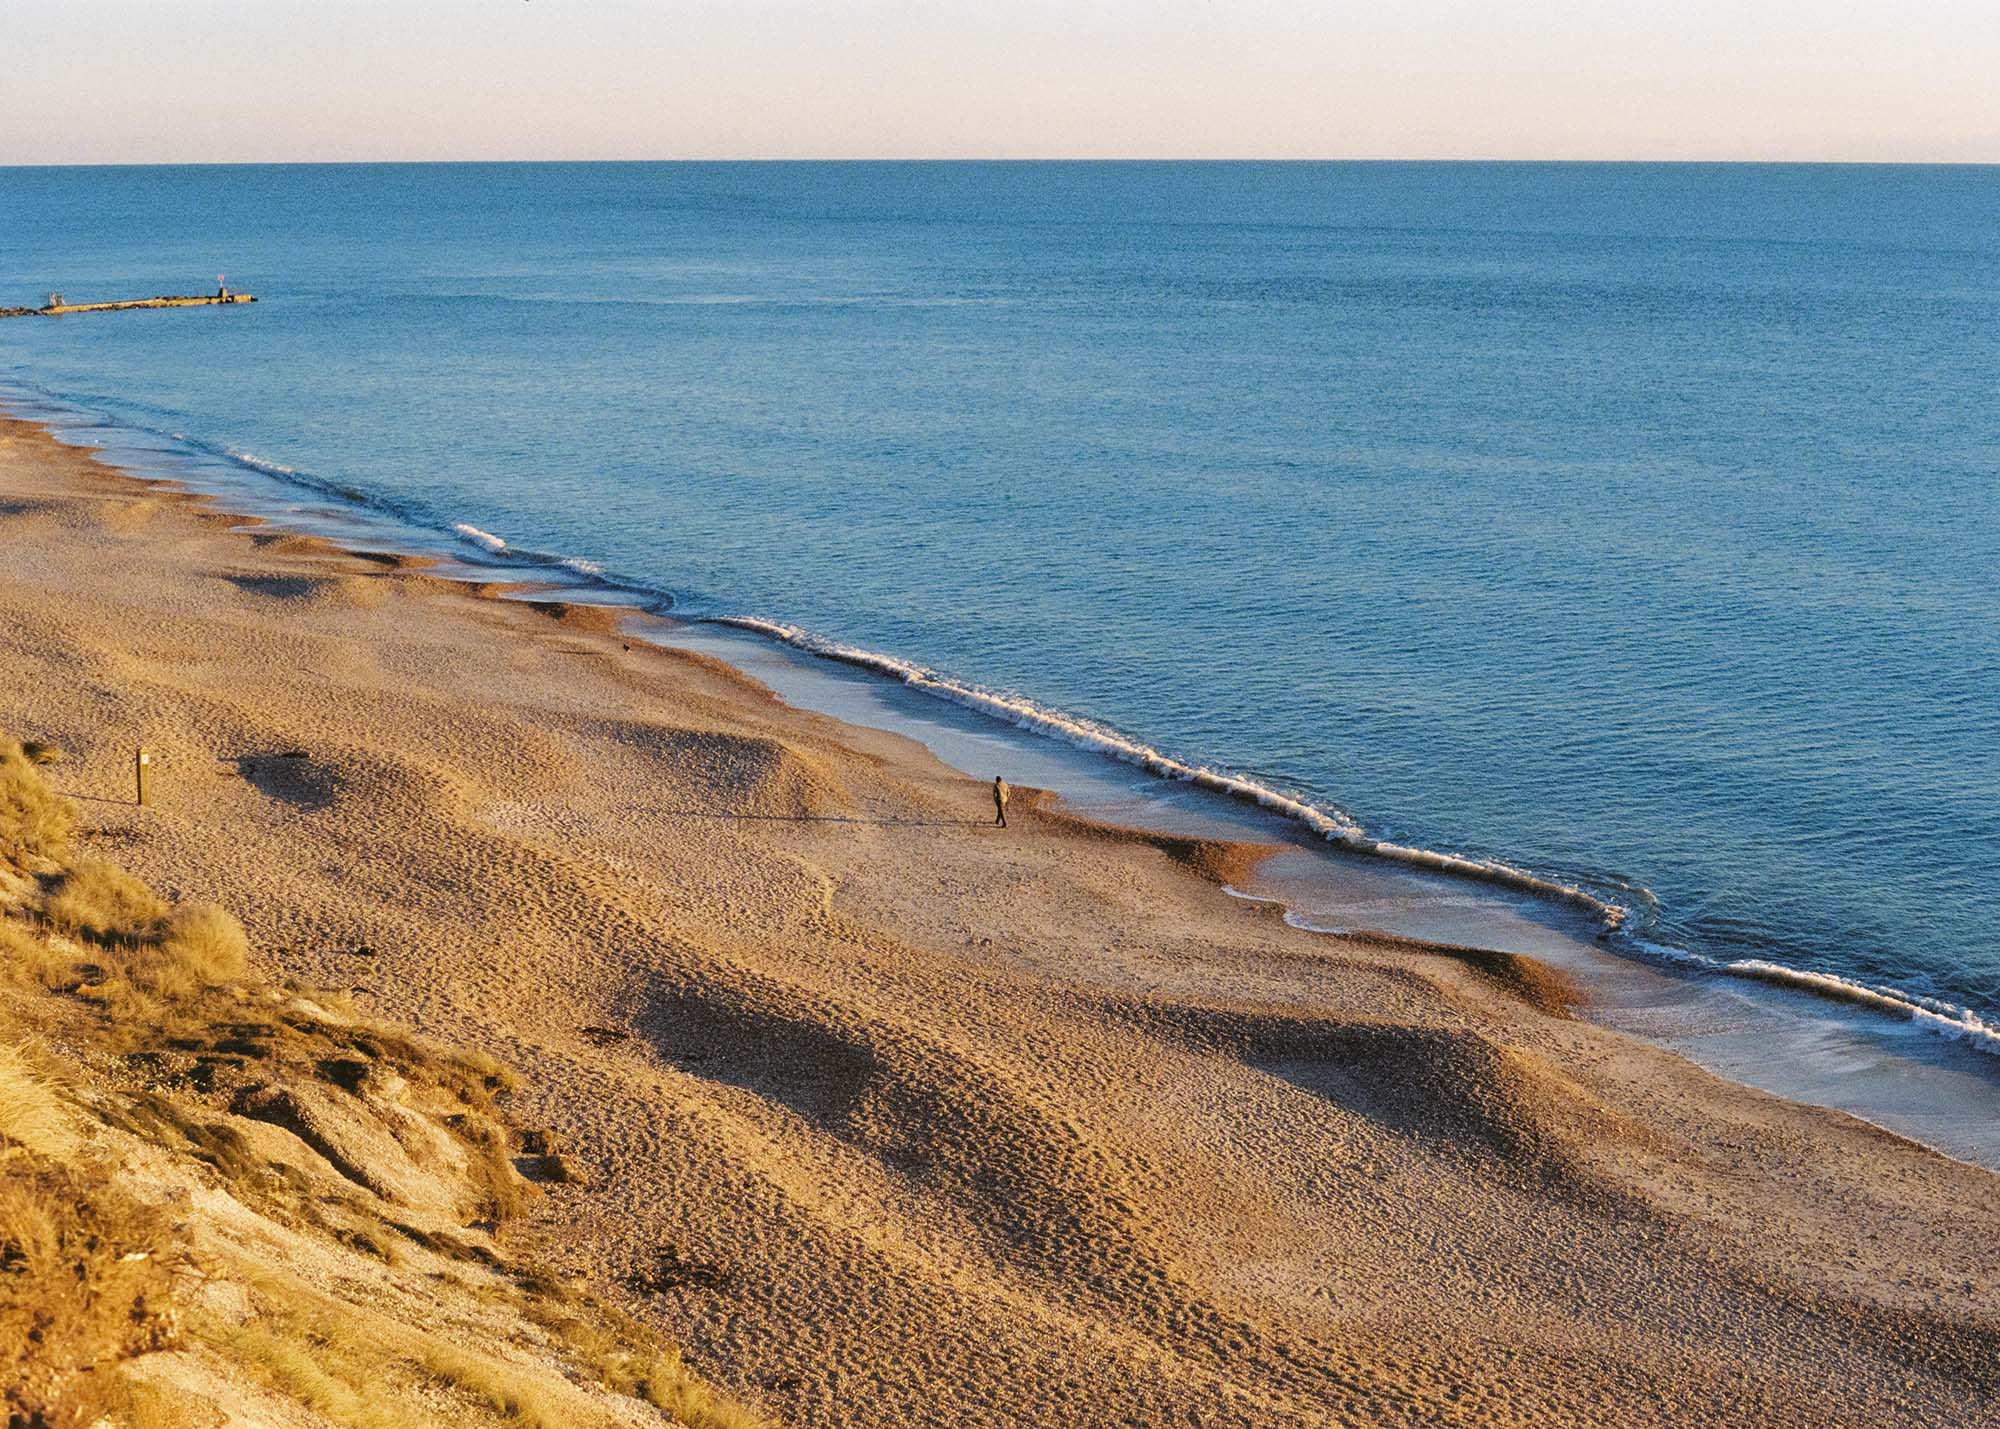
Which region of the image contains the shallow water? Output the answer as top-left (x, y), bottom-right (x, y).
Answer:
top-left (3, 160), bottom-right (1996, 1054)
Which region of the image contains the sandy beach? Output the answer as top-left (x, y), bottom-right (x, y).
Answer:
top-left (2, 412), bottom-right (1995, 1426)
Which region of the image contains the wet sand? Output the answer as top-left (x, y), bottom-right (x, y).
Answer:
top-left (2, 414), bottom-right (1995, 1427)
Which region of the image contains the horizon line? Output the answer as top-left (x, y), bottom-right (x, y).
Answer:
top-left (5, 156), bottom-right (1999, 171)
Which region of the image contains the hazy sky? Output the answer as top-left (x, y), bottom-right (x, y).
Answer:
top-left (5, 1), bottom-right (1996, 164)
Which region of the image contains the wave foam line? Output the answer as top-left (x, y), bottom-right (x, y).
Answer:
top-left (1222, 884), bottom-right (1355, 936)
top-left (206, 438), bottom-right (669, 605)
top-left (1632, 941), bottom-right (2000, 1057)
top-left (717, 616), bottom-right (1631, 929)
top-left (451, 522), bottom-right (508, 552)
top-left (440, 523), bottom-right (660, 603)
top-left (3, 383), bottom-right (675, 618)
top-left (222, 448), bottom-right (297, 478)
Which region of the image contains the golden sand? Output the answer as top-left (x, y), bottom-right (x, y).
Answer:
top-left (1, 415), bottom-right (1993, 1427)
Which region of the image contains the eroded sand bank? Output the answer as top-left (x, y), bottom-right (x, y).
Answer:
top-left (1, 415), bottom-right (1993, 1427)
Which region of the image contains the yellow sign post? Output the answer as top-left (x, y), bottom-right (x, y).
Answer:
top-left (135, 746), bottom-right (151, 807)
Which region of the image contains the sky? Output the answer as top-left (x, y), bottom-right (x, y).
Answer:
top-left (3, 0), bottom-right (1996, 165)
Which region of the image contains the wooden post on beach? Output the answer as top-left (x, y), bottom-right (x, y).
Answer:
top-left (135, 745), bottom-right (151, 807)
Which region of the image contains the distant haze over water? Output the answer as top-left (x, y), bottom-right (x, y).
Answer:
top-left (4, 161), bottom-right (1996, 1041)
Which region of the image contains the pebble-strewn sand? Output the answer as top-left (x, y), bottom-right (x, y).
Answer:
top-left (2, 414), bottom-right (1993, 1427)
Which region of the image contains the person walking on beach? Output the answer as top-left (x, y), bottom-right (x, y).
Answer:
top-left (992, 775), bottom-right (1010, 828)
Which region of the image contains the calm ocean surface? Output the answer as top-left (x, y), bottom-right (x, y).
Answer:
top-left (4, 162), bottom-right (1996, 1044)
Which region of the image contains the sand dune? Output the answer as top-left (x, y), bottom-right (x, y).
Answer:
top-left (2, 414), bottom-right (1994, 1427)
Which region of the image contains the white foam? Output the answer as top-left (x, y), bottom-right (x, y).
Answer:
top-left (451, 522), bottom-right (508, 552)
top-left (1629, 940), bottom-right (2000, 1057)
top-left (1720, 960), bottom-right (2000, 1055)
top-left (224, 448), bottom-right (296, 477)
top-left (1630, 937), bottom-right (1713, 967)
top-left (717, 615), bottom-right (1631, 929)
top-left (1282, 911), bottom-right (1354, 935)
top-left (1223, 882), bottom-right (1353, 934)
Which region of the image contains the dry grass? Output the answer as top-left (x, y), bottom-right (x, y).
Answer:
top-left (0, 734), bottom-right (772, 1428)
top-left (640, 1353), bottom-right (777, 1429)
top-left (212, 1316), bottom-right (418, 1429)
top-left (91, 900), bottom-right (250, 1003)
top-left (0, 1031), bottom-right (177, 1426)
top-left (455, 1112), bottom-right (536, 1223)
top-left (0, 1149), bottom-right (177, 1428)
top-left (100, 1371), bottom-right (206, 1429)
top-left (413, 1338), bottom-right (582, 1426)
top-left (520, 1285), bottom-right (777, 1429)
top-left (159, 902), bottom-right (250, 983)
top-left (198, 1221), bottom-right (773, 1428)
top-left (18, 844), bottom-right (248, 1018)
top-left (202, 1268), bottom-right (598, 1429)
top-left (0, 736), bottom-right (75, 864)
top-left (44, 858), bottom-right (168, 946)
top-left (0, 919), bottom-right (71, 989)
top-left (0, 1042), bottom-right (76, 1160)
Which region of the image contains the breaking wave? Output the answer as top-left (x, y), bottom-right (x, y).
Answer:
top-left (717, 616), bottom-right (1632, 926)
top-left (1631, 940), bottom-right (2000, 1057)
top-left (222, 448), bottom-right (297, 478)
top-left (451, 521), bottom-right (508, 552)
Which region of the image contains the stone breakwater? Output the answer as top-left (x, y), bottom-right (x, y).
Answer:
top-left (0, 293), bottom-right (256, 319)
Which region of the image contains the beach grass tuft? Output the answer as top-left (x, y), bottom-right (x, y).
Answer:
top-left (0, 1042), bottom-right (76, 1160)
top-left (0, 736), bottom-right (76, 862)
top-left (0, 1148), bottom-right (178, 1427)
top-left (158, 900), bottom-right (251, 983)
top-left (44, 858), bottom-right (168, 946)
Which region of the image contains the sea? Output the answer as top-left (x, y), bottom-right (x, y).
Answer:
top-left (3, 161), bottom-right (1996, 1081)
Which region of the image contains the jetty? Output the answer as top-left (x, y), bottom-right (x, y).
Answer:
top-left (0, 292), bottom-right (256, 320)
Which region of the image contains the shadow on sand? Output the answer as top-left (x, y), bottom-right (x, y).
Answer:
top-left (655, 809), bottom-right (992, 828)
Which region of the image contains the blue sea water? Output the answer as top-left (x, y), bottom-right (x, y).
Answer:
top-left (3, 161), bottom-right (1996, 1045)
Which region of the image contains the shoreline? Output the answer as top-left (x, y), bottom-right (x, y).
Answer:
top-left (12, 375), bottom-right (1998, 1057)
top-left (658, 613), bottom-right (2000, 1169)
top-left (3, 410), bottom-right (1997, 1425)
top-left (7, 388), bottom-right (1995, 1166)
